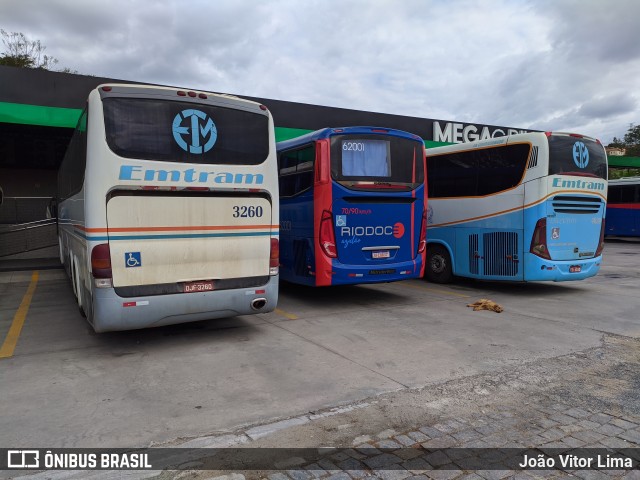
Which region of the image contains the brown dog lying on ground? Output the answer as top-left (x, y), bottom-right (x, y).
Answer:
top-left (467, 299), bottom-right (504, 313)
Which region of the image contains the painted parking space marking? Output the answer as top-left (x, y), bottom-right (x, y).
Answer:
top-left (0, 271), bottom-right (39, 359)
top-left (274, 308), bottom-right (299, 320)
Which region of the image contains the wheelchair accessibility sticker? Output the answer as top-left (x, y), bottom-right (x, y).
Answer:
top-left (125, 252), bottom-right (142, 268)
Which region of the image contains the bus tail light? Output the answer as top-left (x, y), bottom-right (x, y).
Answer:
top-left (91, 243), bottom-right (113, 281)
top-left (269, 238), bottom-right (279, 275)
top-left (319, 210), bottom-right (337, 258)
top-left (315, 140), bottom-right (330, 184)
top-left (418, 211), bottom-right (427, 253)
top-left (530, 218), bottom-right (551, 260)
top-left (595, 222), bottom-right (605, 257)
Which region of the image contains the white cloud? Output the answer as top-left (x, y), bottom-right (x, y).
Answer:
top-left (1, 0), bottom-right (639, 143)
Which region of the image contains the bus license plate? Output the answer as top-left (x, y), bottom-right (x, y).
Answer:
top-left (184, 281), bottom-right (214, 293)
top-left (569, 265), bottom-right (582, 273)
top-left (372, 250), bottom-right (390, 259)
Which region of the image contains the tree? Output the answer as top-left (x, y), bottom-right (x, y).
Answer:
top-left (622, 124), bottom-right (640, 156)
top-left (608, 124), bottom-right (640, 179)
top-left (608, 123), bottom-right (640, 157)
top-left (0, 29), bottom-right (59, 70)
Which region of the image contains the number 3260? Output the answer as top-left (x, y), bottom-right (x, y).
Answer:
top-left (233, 205), bottom-right (263, 218)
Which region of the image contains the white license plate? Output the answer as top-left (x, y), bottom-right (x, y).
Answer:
top-left (184, 281), bottom-right (214, 293)
top-left (569, 265), bottom-right (582, 273)
top-left (372, 250), bottom-right (390, 259)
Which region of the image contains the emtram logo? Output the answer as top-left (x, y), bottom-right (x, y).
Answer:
top-left (572, 141), bottom-right (589, 169)
top-left (172, 109), bottom-right (218, 154)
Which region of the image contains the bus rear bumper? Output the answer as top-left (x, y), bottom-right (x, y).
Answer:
top-left (524, 254), bottom-right (602, 282)
top-left (89, 276), bottom-right (279, 332)
top-left (326, 258), bottom-right (424, 286)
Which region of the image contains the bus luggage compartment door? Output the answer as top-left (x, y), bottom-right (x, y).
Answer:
top-left (106, 193), bottom-right (273, 288)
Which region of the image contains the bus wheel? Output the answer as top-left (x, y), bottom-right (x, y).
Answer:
top-left (70, 254), bottom-right (78, 298)
top-left (426, 245), bottom-right (453, 284)
top-left (81, 285), bottom-right (94, 325)
top-left (58, 238), bottom-right (64, 264)
top-left (74, 260), bottom-right (86, 317)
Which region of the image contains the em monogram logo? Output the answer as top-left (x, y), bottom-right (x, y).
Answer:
top-left (172, 109), bottom-right (218, 154)
top-left (572, 141), bottom-right (589, 169)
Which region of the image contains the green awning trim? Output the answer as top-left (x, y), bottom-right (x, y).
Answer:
top-left (0, 101), bottom-right (488, 150)
top-left (425, 140), bottom-right (452, 148)
top-left (274, 127), bottom-right (312, 142)
top-left (0, 102), bottom-right (82, 128)
top-left (608, 156), bottom-right (640, 169)
top-left (0, 103), bottom-right (316, 141)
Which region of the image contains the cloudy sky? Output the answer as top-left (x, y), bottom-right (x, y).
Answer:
top-left (1, 0), bottom-right (639, 144)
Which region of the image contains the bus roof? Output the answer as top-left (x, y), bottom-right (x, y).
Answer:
top-left (276, 126), bottom-right (423, 151)
top-left (426, 131), bottom-right (601, 155)
top-left (608, 176), bottom-right (640, 186)
top-left (95, 83), bottom-right (267, 113)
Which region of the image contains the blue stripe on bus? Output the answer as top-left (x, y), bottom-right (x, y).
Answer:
top-left (78, 232), bottom-right (274, 241)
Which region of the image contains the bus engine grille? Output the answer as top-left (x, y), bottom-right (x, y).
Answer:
top-left (468, 232), bottom-right (519, 277)
top-left (552, 195), bottom-right (603, 214)
top-left (484, 232), bottom-right (519, 277)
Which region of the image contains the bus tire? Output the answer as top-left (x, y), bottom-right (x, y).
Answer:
top-left (59, 238), bottom-right (65, 264)
top-left (425, 244), bottom-right (453, 284)
top-left (81, 285), bottom-right (94, 325)
top-left (70, 254), bottom-right (77, 298)
top-left (74, 259), bottom-right (86, 317)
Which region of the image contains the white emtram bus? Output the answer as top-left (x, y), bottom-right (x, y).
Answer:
top-left (425, 132), bottom-right (607, 283)
top-left (57, 84), bottom-right (279, 332)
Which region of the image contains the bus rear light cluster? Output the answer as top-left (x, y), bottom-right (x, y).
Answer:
top-left (319, 210), bottom-right (337, 258)
top-left (91, 243), bottom-right (113, 284)
top-left (530, 218), bottom-right (551, 260)
top-left (177, 90), bottom-right (208, 99)
top-left (595, 222), bottom-right (605, 257)
top-left (269, 238), bottom-right (279, 275)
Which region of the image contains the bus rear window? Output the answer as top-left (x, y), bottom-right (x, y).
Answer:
top-left (548, 135), bottom-right (607, 179)
top-left (103, 98), bottom-right (269, 165)
top-left (341, 139), bottom-right (391, 177)
top-left (330, 135), bottom-right (424, 189)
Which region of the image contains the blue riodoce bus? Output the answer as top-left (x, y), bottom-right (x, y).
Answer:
top-left (277, 127), bottom-right (427, 286)
top-left (606, 177), bottom-right (640, 237)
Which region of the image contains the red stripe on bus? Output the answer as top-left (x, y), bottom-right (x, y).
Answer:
top-left (314, 139), bottom-right (333, 286)
top-left (607, 204), bottom-right (640, 210)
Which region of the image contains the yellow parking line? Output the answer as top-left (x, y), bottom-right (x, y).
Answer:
top-left (398, 280), bottom-right (471, 298)
top-left (0, 271), bottom-right (39, 359)
top-left (275, 307), bottom-right (298, 320)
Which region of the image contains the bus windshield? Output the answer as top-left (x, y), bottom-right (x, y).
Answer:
top-left (330, 134), bottom-right (424, 190)
top-left (548, 135), bottom-right (607, 179)
top-left (103, 98), bottom-right (269, 165)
